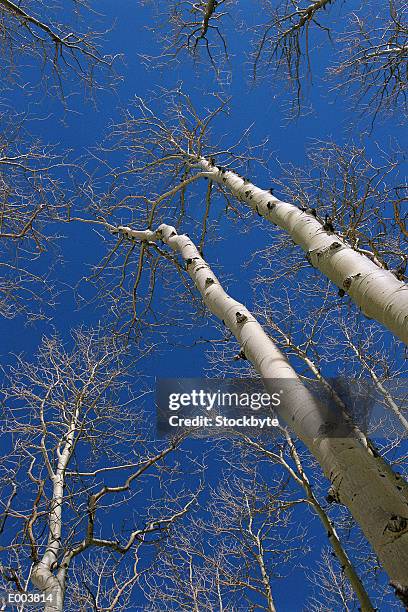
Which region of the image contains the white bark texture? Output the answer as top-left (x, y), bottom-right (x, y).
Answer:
top-left (196, 158), bottom-right (408, 345)
top-left (30, 406), bottom-right (80, 610)
top-left (115, 223), bottom-right (408, 604)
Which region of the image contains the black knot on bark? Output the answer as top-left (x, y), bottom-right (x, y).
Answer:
top-left (317, 421), bottom-right (339, 436)
top-left (386, 514), bottom-right (408, 534)
top-left (323, 214), bottom-right (335, 233)
top-left (326, 486), bottom-right (340, 504)
top-left (236, 312), bottom-right (248, 324)
top-left (205, 277), bottom-right (215, 288)
top-left (330, 242), bottom-right (342, 250)
top-left (300, 205), bottom-right (317, 217)
top-left (390, 581), bottom-right (408, 608)
top-left (342, 272), bottom-right (362, 290)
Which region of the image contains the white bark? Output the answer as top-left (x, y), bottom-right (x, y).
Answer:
top-left (31, 401), bottom-right (81, 611)
top-left (196, 158), bottom-right (408, 345)
top-left (114, 222), bottom-right (408, 605)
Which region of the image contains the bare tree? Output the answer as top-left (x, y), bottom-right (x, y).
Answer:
top-left (251, 0), bottom-right (337, 109)
top-left (105, 220), bottom-right (408, 606)
top-left (144, 468), bottom-right (311, 611)
top-left (0, 107), bottom-right (75, 320)
top-left (234, 429), bottom-right (377, 610)
top-left (332, 0), bottom-right (408, 123)
top-left (251, 0), bottom-right (407, 121)
top-left (0, 2), bottom-right (119, 318)
top-left (94, 93), bottom-right (408, 344)
top-left (250, 0), bottom-right (407, 121)
top-left (0, 0), bottom-right (117, 98)
top-left (0, 327), bottom-right (199, 611)
top-left (140, 0), bottom-right (407, 121)
top-left (1, 3), bottom-right (406, 611)
top-left (141, 0), bottom-right (235, 76)
top-left (142, 414), bottom-right (378, 610)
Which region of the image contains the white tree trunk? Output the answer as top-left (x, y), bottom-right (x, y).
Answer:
top-left (31, 564), bottom-right (65, 612)
top-left (31, 474), bottom-right (66, 612)
top-left (195, 158), bottom-right (408, 345)
top-left (115, 223), bottom-right (408, 605)
top-left (31, 409), bottom-right (80, 611)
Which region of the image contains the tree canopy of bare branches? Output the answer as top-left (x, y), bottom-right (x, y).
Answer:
top-left (0, 0), bottom-right (117, 99)
top-left (0, 328), bottom-right (199, 610)
top-left (0, 1), bottom-right (407, 610)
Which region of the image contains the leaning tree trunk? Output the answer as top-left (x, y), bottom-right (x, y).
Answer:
top-left (113, 222), bottom-right (408, 607)
top-left (194, 157), bottom-right (408, 345)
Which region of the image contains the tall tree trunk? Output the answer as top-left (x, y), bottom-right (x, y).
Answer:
top-left (114, 222), bottom-right (408, 606)
top-left (30, 472), bottom-right (67, 612)
top-left (195, 158), bottom-right (408, 345)
top-left (31, 405), bottom-right (80, 611)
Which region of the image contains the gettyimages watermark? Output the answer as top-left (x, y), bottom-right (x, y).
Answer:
top-left (156, 378), bottom-right (408, 439)
top-left (157, 379), bottom-right (281, 436)
top-left (167, 387), bottom-right (281, 428)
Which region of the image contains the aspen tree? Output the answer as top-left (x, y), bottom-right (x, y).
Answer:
top-left (112, 222), bottom-right (408, 606)
top-left (194, 157), bottom-right (408, 345)
top-left (0, 328), bottom-right (197, 611)
top-left (144, 472), bottom-right (305, 612)
top-left (106, 95), bottom-right (408, 343)
top-left (233, 430), bottom-right (375, 611)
